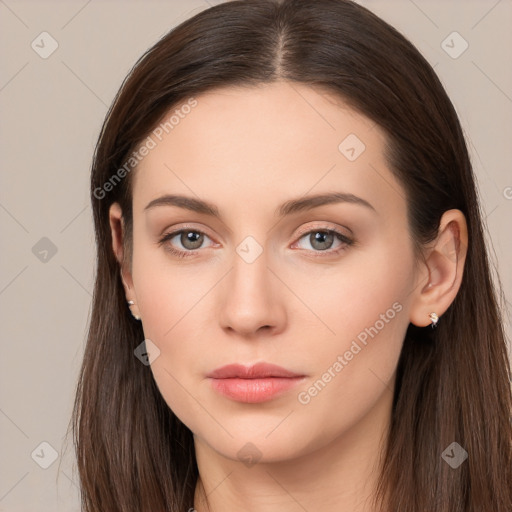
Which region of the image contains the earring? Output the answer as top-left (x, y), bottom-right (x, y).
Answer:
top-left (429, 312), bottom-right (439, 328)
top-left (127, 300), bottom-right (141, 321)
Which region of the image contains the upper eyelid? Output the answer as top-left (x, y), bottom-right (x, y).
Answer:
top-left (294, 223), bottom-right (352, 238)
top-left (162, 223), bottom-right (349, 238)
top-left (162, 219), bottom-right (350, 237)
top-left (160, 223), bottom-right (215, 240)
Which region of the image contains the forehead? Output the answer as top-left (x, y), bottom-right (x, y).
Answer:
top-left (131, 81), bottom-right (407, 222)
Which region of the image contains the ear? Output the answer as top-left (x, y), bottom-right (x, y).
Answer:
top-left (109, 202), bottom-right (135, 299)
top-left (409, 209), bottom-right (468, 327)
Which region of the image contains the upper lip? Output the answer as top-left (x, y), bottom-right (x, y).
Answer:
top-left (207, 362), bottom-right (304, 379)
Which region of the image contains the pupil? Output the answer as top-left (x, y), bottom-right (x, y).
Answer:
top-left (312, 231), bottom-right (333, 250)
top-left (183, 231), bottom-right (202, 249)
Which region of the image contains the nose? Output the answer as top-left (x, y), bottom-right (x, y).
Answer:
top-left (217, 246), bottom-right (286, 338)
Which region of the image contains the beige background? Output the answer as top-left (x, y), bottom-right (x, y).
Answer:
top-left (0, 1), bottom-right (510, 510)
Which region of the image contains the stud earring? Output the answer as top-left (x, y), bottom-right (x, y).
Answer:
top-left (429, 312), bottom-right (439, 328)
top-left (127, 300), bottom-right (141, 321)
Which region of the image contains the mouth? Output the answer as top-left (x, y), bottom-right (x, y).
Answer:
top-left (207, 362), bottom-right (306, 403)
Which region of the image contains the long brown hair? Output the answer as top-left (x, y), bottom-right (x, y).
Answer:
top-left (66, 0), bottom-right (512, 510)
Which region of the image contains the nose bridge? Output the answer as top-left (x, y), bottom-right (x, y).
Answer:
top-left (231, 239), bottom-right (274, 309)
top-left (218, 236), bottom-right (284, 335)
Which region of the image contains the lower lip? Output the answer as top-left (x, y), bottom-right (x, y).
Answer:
top-left (209, 377), bottom-right (305, 403)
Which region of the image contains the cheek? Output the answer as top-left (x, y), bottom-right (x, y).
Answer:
top-left (131, 237), bottom-right (213, 341)
top-left (131, 246), bottom-right (216, 376)
top-left (291, 278), bottom-right (409, 453)
top-left (133, 262), bottom-right (212, 432)
top-left (299, 285), bottom-right (407, 399)
top-left (285, 239), bottom-right (413, 350)
top-left (291, 242), bottom-right (413, 411)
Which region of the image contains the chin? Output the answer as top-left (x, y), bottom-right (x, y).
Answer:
top-left (195, 421), bottom-right (320, 465)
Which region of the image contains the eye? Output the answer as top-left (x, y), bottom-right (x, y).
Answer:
top-left (158, 225), bottom-right (354, 259)
top-left (292, 227), bottom-right (354, 256)
top-left (158, 228), bottom-right (215, 258)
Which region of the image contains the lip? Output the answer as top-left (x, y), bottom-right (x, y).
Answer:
top-left (207, 363), bottom-right (306, 403)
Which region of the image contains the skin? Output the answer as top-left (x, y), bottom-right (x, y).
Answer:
top-left (109, 80), bottom-right (468, 511)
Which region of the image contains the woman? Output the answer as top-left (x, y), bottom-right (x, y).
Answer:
top-left (69, 0), bottom-right (512, 510)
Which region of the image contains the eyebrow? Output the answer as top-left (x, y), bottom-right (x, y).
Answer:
top-left (144, 192), bottom-right (376, 218)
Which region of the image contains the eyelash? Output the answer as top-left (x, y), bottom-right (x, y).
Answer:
top-left (157, 226), bottom-right (354, 259)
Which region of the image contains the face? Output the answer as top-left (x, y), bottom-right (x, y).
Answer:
top-left (113, 81), bottom-right (421, 464)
